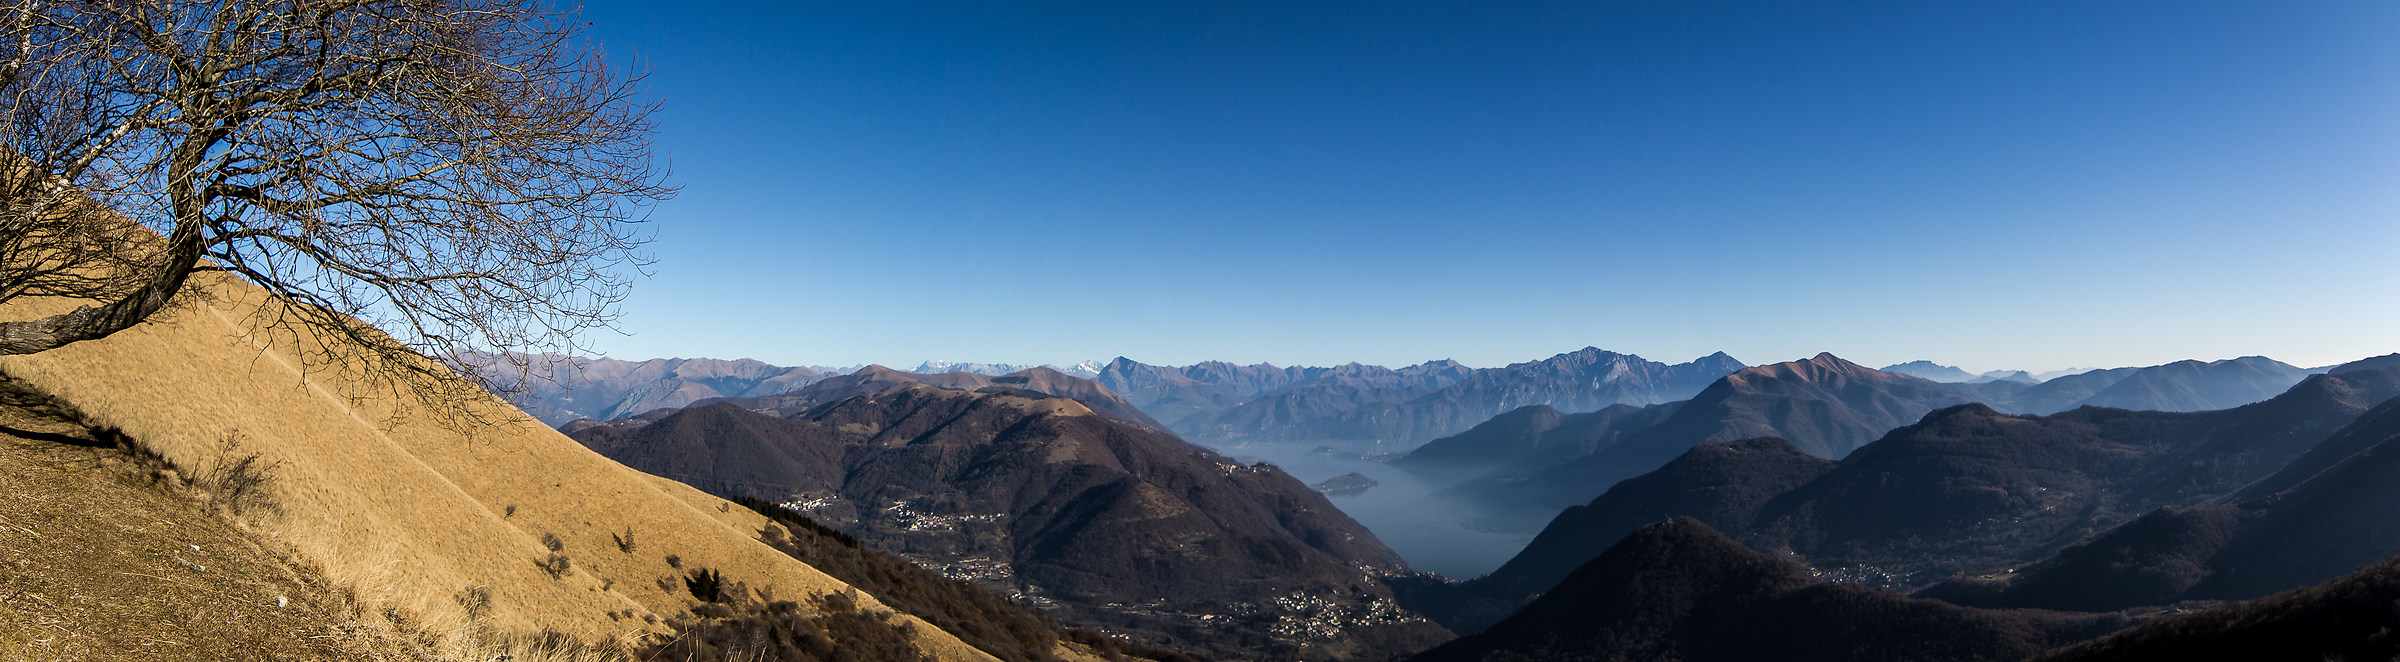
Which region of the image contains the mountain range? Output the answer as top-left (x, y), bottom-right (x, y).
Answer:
top-left (1405, 357), bottom-right (2400, 634)
top-left (588, 363), bottom-right (1168, 432)
top-left (1924, 376), bottom-right (2400, 612)
top-left (472, 355), bottom-right (837, 425)
top-left (476, 355), bottom-right (1117, 427)
top-left (1099, 348), bottom-right (1746, 446)
top-left (1977, 356), bottom-right (2323, 415)
top-left (1882, 360), bottom-right (2040, 384)
top-left (1396, 358), bottom-right (2400, 660)
top-left (566, 374), bottom-right (1452, 660)
top-left (913, 360), bottom-right (1106, 379)
top-left (1399, 353), bottom-right (2336, 511)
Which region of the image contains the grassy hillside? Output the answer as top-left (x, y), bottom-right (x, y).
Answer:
top-left (0, 273), bottom-right (1015, 661)
top-left (0, 387), bottom-right (433, 661)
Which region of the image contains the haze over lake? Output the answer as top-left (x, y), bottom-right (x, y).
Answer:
top-left (1211, 440), bottom-right (1538, 578)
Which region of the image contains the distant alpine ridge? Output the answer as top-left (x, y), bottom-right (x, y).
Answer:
top-left (474, 355), bottom-right (839, 425)
top-left (1098, 348), bottom-right (1748, 446)
top-left (479, 355), bottom-right (1113, 425)
top-left (911, 360), bottom-right (1106, 379)
top-left (1881, 360), bottom-right (2039, 383)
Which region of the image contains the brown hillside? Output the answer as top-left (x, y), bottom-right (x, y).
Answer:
top-left (0, 390), bottom-right (423, 661)
top-left (0, 274), bottom-right (1005, 660)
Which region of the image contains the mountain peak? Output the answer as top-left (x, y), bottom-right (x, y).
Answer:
top-left (1735, 352), bottom-right (1878, 384)
top-left (1919, 401), bottom-right (2008, 422)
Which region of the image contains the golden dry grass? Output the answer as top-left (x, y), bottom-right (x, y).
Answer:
top-left (0, 272), bottom-right (1000, 662)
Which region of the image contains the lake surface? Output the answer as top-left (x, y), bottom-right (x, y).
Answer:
top-left (1202, 440), bottom-right (1540, 579)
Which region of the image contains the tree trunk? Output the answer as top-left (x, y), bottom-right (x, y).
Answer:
top-left (0, 218), bottom-right (206, 355)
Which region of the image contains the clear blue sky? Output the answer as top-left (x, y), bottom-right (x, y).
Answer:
top-left (571, 1), bottom-right (2399, 373)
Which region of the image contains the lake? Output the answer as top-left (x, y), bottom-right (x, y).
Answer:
top-left (1202, 440), bottom-right (1542, 579)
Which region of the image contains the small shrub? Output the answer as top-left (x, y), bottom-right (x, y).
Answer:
top-left (614, 527), bottom-right (638, 554)
top-left (202, 432), bottom-right (282, 517)
top-left (665, 554), bottom-right (682, 569)
top-left (455, 585), bottom-right (493, 620)
top-left (537, 553), bottom-right (572, 579)
top-left (541, 532), bottom-right (565, 552)
top-left (686, 567), bottom-right (727, 603)
top-left (504, 504), bottom-right (518, 518)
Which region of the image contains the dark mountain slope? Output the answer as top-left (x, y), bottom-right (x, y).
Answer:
top-left (572, 401), bottom-right (844, 498)
top-left (1386, 405), bottom-right (1567, 471)
top-left (1916, 505), bottom-right (2249, 612)
top-left (2228, 366), bottom-right (2400, 500)
top-left (1745, 403), bottom-right (2172, 581)
top-left (1495, 353), bottom-right (1977, 508)
top-left (1919, 385), bottom-right (2400, 612)
top-left (1746, 368), bottom-right (2400, 585)
top-left (1391, 399), bottom-right (1688, 478)
top-left (727, 495), bottom-right (1207, 662)
top-left (1407, 519), bottom-right (2132, 662)
top-left (1408, 437), bottom-right (1835, 633)
top-left (2179, 396), bottom-right (2400, 600)
top-left (1632, 352), bottom-right (1973, 459)
top-left (2135, 366), bottom-right (2400, 503)
top-left (2026, 553), bottom-right (2400, 662)
top-left (1437, 366), bottom-right (2400, 628)
top-left (570, 382), bottom-right (1450, 660)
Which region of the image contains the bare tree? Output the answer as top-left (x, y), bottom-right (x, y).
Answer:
top-left (0, 0), bottom-right (672, 412)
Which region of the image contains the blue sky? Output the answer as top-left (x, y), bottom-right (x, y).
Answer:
top-left (571, 1), bottom-right (2399, 373)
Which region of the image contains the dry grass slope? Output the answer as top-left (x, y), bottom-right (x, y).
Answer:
top-left (0, 272), bottom-right (1005, 661)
